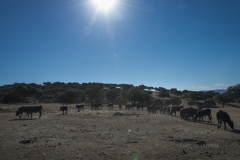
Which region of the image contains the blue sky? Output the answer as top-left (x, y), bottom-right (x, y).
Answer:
top-left (0, 0), bottom-right (240, 91)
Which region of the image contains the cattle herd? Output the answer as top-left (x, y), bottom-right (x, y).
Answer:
top-left (15, 103), bottom-right (235, 130)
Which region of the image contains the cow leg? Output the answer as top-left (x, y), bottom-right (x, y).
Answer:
top-left (223, 121), bottom-right (227, 130)
top-left (39, 111), bottom-right (42, 118)
top-left (78, 108), bottom-right (79, 112)
top-left (66, 110), bottom-right (68, 114)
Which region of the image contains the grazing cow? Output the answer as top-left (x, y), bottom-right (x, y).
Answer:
top-left (126, 104), bottom-right (134, 110)
top-left (119, 105), bottom-right (122, 110)
top-left (179, 108), bottom-right (197, 120)
top-left (16, 106), bottom-right (30, 118)
top-left (170, 106), bottom-right (184, 116)
top-left (180, 108), bottom-right (190, 120)
top-left (162, 106), bottom-right (167, 114)
top-left (216, 110), bottom-right (234, 130)
top-left (136, 104), bottom-right (144, 110)
top-left (16, 106), bottom-right (42, 118)
top-left (187, 108), bottom-right (199, 120)
top-left (60, 106), bottom-right (68, 114)
top-left (76, 104), bottom-right (84, 112)
top-left (166, 107), bottom-right (171, 115)
top-left (106, 103), bottom-right (114, 109)
top-left (155, 106), bottom-right (162, 113)
top-left (91, 103), bottom-right (102, 110)
top-left (147, 106), bottom-right (156, 113)
top-left (26, 105), bottom-right (42, 118)
top-left (194, 109), bottom-right (212, 123)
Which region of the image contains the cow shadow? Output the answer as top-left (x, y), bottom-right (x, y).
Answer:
top-left (195, 102), bottom-right (220, 108)
top-left (187, 120), bottom-right (219, 126)
top-left (56, 114), bottom-right (67, 116)
top-left (9, 118), bottom-right (38, 121)
top-left (227, 104), bottom-right (240, 108)
top-left (230, 129), bottom-right (240, 134)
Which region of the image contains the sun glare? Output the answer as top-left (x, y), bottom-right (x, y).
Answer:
top-left (93, 0), bottom-right (116, 10)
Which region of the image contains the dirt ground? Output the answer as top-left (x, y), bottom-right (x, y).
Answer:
top-left (0, 103), bottom-right (240, 160)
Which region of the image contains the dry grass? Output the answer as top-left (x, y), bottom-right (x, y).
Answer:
top-left (0, 103), bottom-right (240, 160)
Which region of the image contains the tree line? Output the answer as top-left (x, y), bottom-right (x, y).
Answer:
top-left (0, 82), bottom-right (239, 108)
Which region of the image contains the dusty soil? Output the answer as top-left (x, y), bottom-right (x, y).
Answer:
top-left (0, 103), bottom-right (240, 160)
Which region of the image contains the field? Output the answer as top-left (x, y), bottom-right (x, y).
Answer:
top-left (0, 103), bottom-right (240, 160)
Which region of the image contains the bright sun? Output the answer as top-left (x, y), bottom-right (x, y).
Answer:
top-left (93, 0), bottom-right (116, 10)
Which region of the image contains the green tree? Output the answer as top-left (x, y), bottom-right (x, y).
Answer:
top-left (158, 90), bottom-right (170, 99)
top-left (163, 99), bottom-right (171, 106)
top-left (153, 99), bottom-right (163, 106)
top-left (188, 91), bottom-right (205, 102)
top-left (106, 89), bottom-right (120, 103)
top-left (204, 98), bottom-right (216, 106)
top-left (170, 88), bottom-right (178, 97)
top-left (187, 100), bottom-right (195, 107)
top-left (227, 84), bottom-right (240, 100)
top-left (170, 97), bottom-right (182, 105)
top-left (214, 94), bottom-right (233, 108)
top-left (126, 87), bottom-right (143, 105)
top-left (84, 86), bottom-right (104, 104)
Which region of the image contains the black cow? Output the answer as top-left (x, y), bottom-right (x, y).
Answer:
top-left (16, 106), bottom-right (42, 118)
top-left (136, 104), bottom-right (144, 110)
top-left (16, 106), bottom-right (30, 118)
top-left (106, 103), bottom-right (114, 109)
top-left (126, 104), bottom-right (134, 110)
top-left (170, 106), bottom-right (184, 116)
top-left (180, 108), bottom-right (190, 120)
top-left (194, 109), bottom-right (212, 123)
top-left (60, 106), bottom-right (68, 114)
top-left (162, 106), bottom-right (167, 114)
top-left (216, 110), bottom-right (234, 130)
top-left (119, 105), bottom-right (122, 110)
top-left (155, 106), bottom-right (162, 113)
top-left (91, 103), bottom-right (102, 110)
top-left (187, 108), bottom-right (198, 120)
top-left (179, 107), bottom-right (197, 120)
top-left (76, 104), bottom-right (84, 112)
top-left (166, 107), bottom-right (171, 115)
top-left (147, 106), bottom-right (157, 114)
top-left (26, 106), bottom-right (42, 118)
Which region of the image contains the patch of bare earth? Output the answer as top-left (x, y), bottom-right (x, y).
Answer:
top-left (0, 103), bottom-right (240, 160)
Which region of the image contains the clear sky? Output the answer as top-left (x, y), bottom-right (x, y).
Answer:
top-left (0, 0), bottom-right (240, 91)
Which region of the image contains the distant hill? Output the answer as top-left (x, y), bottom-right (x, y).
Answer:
top-left (202, 89), bottom-right (227, 94)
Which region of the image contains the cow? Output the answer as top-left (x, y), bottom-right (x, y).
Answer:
top-left (187, 108), bottom-right (199, 120)
top-left (194, 109), bottom-right (212, 123)
top-left (179, 107), bottom-right (197, 120)
top-left (216, 110), bottom-right (234, 130)
top-left (91, 103), bottom-right (102, 110)
top-left (147, 106), bottom-right (156, 113)
top-left (166, 107), bottom-right (171, 115)
top-left (136, 104), bottom-right (144, 110)
top-left (155, 106), bottom-right (162, 113)
top-left (76, 104), bottom-right (84, 112)
top-left (106, 103), bottom-right (114, 109)
top-left (119, 105), bottom-right (122, 110)
top-left (26, 106), bottom-right (42, 118)
top-left (170, 106), bottom-right (184, 116)
top-left (180, 108), bottom-right (190, 120)
top-left (16, 106), bottom-right (30, 118)
top-left (162, 106), bottom-right (167, 114)
top-left (60, 106), bottom-right (68, 114)
top-left (126, 104), bottom-right (134, 110)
